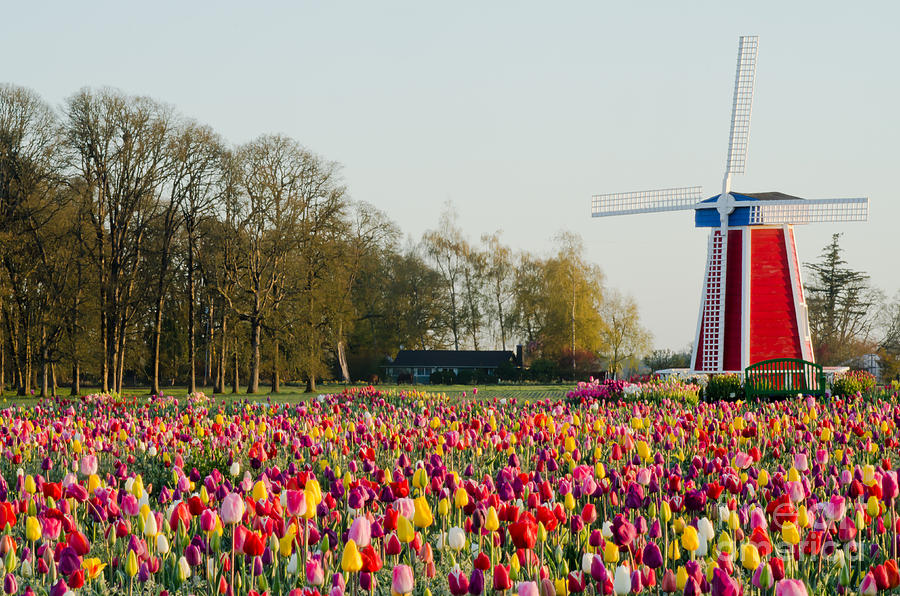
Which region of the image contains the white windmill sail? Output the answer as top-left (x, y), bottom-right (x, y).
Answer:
top-left (591, 186), bottom-right (703, 217)
top-left (747, 197), bottom-right (868, 225)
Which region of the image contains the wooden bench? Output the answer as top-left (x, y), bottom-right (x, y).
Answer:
top-left (744, 358), bottom-right (826, 399)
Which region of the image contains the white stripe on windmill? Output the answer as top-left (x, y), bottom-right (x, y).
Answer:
top-left (591, 36), bottom-right (868, 374)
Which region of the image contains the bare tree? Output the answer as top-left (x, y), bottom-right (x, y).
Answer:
top-left (481, 231), bottom-right (515, 350)
top-left (423, 203), bottom-right (466, 350)
top-left (64, 89), bottom-right (172, 393)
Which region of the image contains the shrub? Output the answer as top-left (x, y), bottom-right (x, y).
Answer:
top-left (429, 369), bottom-right (456, 385)
top-left (831, 370), bottom-right (877, 396)
top-left (527, 359), bottom-right (560, 383)
top-left (706, 373), bottom-right (743, 401)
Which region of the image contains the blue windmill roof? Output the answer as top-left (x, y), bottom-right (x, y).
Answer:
top-left (695, 191), bottom-right (807, 227)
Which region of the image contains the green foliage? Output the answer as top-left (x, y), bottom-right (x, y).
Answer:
top-left (525, 358), bottom-right (560, 383)
top-left (495, 360), bottom-right (522, 382)
top-left (705, 373), bottom-right (743, 401)
top-left (429, 369), bottom-right (457, 385)
top-left (831, 370), bottom-right (877, 396)
top-left (804, 234), bottom-right (875, 365)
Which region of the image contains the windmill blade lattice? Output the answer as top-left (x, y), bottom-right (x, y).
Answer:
top-left (725, 36), bottom-right (759, 177)
top-left (748, 198), bottom-right (868, 225)
top-left (591, 186), bottom-right (703, 217)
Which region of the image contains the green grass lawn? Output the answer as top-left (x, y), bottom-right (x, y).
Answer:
top-left (0, 382), bottom-right (571, 407)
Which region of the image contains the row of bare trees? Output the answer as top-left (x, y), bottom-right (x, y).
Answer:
top-left (1, 84), bottom-right (652, 396)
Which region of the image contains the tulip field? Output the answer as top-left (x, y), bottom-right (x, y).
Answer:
top-left (1, 385), bottom-right (900, 596)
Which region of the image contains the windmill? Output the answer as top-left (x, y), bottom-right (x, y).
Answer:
top-left (591, 36), bottom-right (868, 373)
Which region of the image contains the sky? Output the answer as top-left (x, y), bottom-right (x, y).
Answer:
top-left (6, 1), bottom-right (898, 350)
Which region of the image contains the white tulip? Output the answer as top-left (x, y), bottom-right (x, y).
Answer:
top-left (698, 517), bottom-right (715, 541)
top-left (448, 526), bottom-right (466, 551)
top-left (614, 566), bottom-right (632, 595)
top-left (143, 512), bottom-right (158, 537)
top-left (156, 534), bottom-right (170, 554)
top-left (601, 520), bottom-right (613, 539)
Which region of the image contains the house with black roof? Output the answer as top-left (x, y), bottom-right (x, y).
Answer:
top-left (383, 348), bottom-right (521, 384)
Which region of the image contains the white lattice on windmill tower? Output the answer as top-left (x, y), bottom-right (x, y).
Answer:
top-left (589, 35), bottom-right (869, 374)
top-left (699, 230), bottom-right (725, 372)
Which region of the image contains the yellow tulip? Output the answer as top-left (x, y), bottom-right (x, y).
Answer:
top-left (863, 464), bottom-right (876, 487)
top-left (252, 481), bottom-right (268, 502)
top-left (397, 515), bottom-right (415, 543)
top-left (636, 441), bottom-right (650, 461)
top-left (781, 521), bottom-right (800, 545)
top-left (741, 543), bottom-right (760, 571)
top-left (728, 511), bottom-right (740, 531)
top-left (83, 557), bottom-right (107, 580)
top-left (554, 578), bottom-right (568, 596)
top-left (564, 493), bottom-right (576, 511)
top-left (667, 539), bottom-right (681, 561)
top-left (867, 496), bottom-right (881, 518)
top-left (25, 517), bottom-right (40, 542)
top-left (454, 488), bottom-right (469, 509)
top-left (758, 469), bottom-right (770, 487)
top-left (88, 474), bottom-right (101, 494)
top-left (484, 506), bottom-right (500, 532)
top-left (125, 550), bottom-right (139, 578)
top-left (24, 476), bottom-right (36, 495)
top-left (676, 567), bottom-right (688, 591)
top-left (413, 496), bottom-right (434, 528)
top-left (341, 539), bottom-right (363, 573)
top-left (437, 498), bottom-right (450, 517)
top-left (279, 528), bottom-right (296, 558)
top-left (603, 540), bottom-right (619, 563)
top-left (798, 505), bottom-right (809, 528)
top-left (660, 501), bottom-right (672, 523)
top-left (717, 532), bottom-right (733, 554)
top-left (681, 526), bottom-right (700, 552)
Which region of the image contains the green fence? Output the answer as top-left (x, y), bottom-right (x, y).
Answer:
top-left (744, 358), bottom-right (826, 399)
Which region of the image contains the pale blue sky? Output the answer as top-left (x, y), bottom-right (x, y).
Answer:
top-left (7, 1), bottom-right (898, 350)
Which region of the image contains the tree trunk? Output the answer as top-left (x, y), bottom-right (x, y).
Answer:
top-left (188, 239), bottom-right (197, 395)
top-left (19, 315), bottom-right (31, 397)
top-left (100, 269), bottom-right (109, 393)
top-left (305, 373), bottom-right (316, 393)
top-left (215, 312), bottom-right (227, 394)
top-left (248, 317), bottom-right (260, 393)
top-left (337, 339), bottom-right (350, 383)
top-left (271, 340), bottom-right (280, 393)
top-left (71, 362), bottom-right (80, 396)
top-left (40, 326), bottom-right (48, 398)
top-left (151, 292), bottom-right (164, 395)
top-left (204, 300), bottom-right (214, 388)
top-left (50, 362), bottom-right (57, 397)
top-left (232, 331), bottom-right (240, 394)
top-left (0, 303), bottom-right (4, 395)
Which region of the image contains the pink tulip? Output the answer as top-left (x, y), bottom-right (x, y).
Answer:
top-left (859, 573), bottom-right (877, 596)
top-left (392, 565), bottom-right (414, 595)
top-left (200, 509), bottom-right (217, 533)
top-left (285, 490), bottom-right (307, 517)
top-left (825, 496), bottom-right (846, 521)
top-left (775, 579), bottom-right (809, 596)
top-left (122, 493), bottom-right (139, 517)
top-left (349, 516), bottom-right (372, 547)
top-left (735, 452), bottom-right (753, 469)
top-left (518, 581), bottom-right (540, 596)
top-left (79, 455), bottom-right (98, 477)
top-left (307, 558), bottom-right (324, 585)
top-left (220, 492), bottom-right (245, 525)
